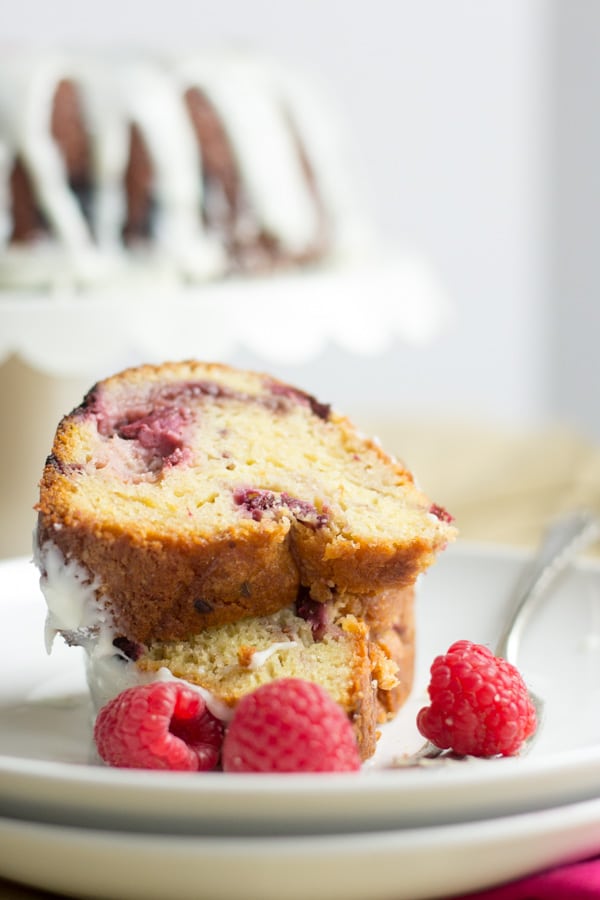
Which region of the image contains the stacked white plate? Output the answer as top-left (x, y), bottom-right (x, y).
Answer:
top-left (1, 542), bottom-right (600, 900)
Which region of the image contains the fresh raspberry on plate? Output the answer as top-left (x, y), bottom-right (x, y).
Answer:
top-left (221, 678), bottom-right (361, 773)
top-left (417, 639), bottom-right (537, 757)
top-left (94, 682), bottom-right (224, 771)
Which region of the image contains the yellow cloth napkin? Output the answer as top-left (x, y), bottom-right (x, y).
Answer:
top-left (367, 419), bottom-right (600, 551)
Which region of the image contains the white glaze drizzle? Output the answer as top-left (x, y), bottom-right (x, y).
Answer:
top-left (247, 640), bottom-right (298, 670)
top-left (35, 539), bottom-right (234, 722)
top-left (35, 539), bottom-right (108, 653)
top-left (153, 667), bottom-right (234, 722)
top-left (266, 56), bottom-right (374, 256)
top-left (176, 52), bottom-right (320, 253)
top-left (0, 48), bottom-right (361, 288)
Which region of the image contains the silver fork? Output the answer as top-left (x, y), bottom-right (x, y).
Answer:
top-left (395, 509), bottom-right (600, 767)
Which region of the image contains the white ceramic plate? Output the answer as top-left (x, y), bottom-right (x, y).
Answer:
top-left (1, 543), bottom-right (600, 835)
top-left (3, 797), bottom-right (600, 900)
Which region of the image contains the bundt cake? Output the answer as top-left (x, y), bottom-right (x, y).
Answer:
top-left (0, 50), bottom-right (364, 289)
top-left (35, 360), bottom-right (456, 758)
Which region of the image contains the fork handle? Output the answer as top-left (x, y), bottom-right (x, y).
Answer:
top-left (494, 510), bottom-right (599, 665)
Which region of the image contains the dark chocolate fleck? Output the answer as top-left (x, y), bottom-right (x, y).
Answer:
top-left (112, 636), bottom-right (144, 662)
top-left (194, 598), bottom-right (214, 614)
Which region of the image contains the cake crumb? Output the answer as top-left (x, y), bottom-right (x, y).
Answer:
top-left (237, 645), bottom-right (256, 668)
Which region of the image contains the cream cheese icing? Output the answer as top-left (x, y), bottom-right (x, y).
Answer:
top-left (247, 641), bottom-right (299, 671)
top-left (35, 539), bottom-right (233, 722)
top-left (35, 539), bottom-right (109, 654)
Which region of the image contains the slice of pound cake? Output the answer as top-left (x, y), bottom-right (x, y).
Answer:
top-left (35, 360), bottom-right (456, 759)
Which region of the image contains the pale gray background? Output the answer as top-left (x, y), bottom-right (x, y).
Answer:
top-left (4, 0), bottom-right (599, 437)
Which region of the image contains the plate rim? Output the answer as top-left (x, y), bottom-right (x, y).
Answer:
top-left (2, 794), bottom-right (600, 900)
top-left (1, 541), bottom-right (600, 831)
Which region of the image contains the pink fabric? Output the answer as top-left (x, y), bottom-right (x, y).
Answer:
top-left (457, 856), bottom-right (600, 899)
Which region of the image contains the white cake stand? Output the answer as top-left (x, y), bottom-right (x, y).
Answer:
top-left (0, 252), bottom-right (450, 557)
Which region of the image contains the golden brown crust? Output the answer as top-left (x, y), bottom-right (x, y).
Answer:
top-left (36, 360), bottom-right (455, 644)
top-left (372, 588), bottom-right (416, 718)
top-left (346, 631), bottom-right (379, 761)
top-left (340, 584), bottom-right (413, 632)
top-left (37, 516), bottom-right (301, 644)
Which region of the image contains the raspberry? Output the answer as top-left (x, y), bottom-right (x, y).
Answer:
top-left (221, 678), bottom-right (361, 773)
top-left (94, 682), bottom-right (224, 771)
top-left (417, 640), bottom-right (537, 757)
